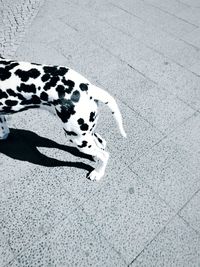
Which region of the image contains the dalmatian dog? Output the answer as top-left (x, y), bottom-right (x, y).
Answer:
top-left (0, 58), bottom-right (126, 181)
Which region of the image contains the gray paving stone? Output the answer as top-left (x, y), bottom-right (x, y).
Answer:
top-left (130, 136), bottom-right (200, 211)
top-left (89, 24), bottom-right (200, 110)
top-left (103, 9), bottom-right (200, 68)
top-left (15, 41), bottom-right (67, 66)
top-left (179, 0), bottom-right (200, 7)
top-left (130, 216), bottom-right (200, 267)
top-left (109, 0), bottom-right (197, 37)
top-left (51, 37), bottom-right (119, 83)
top-left (169, 112), bottom-right (200, 154)
top-left (68, 0), bottom-right (200, 69)
top-left (82, 167), bottom-right (173, 264)
top-left (177, 6), bottom-right (200, 26)
top-left (13, 208), bottom-right (126, 267)
top-left (99, 63), bottom-right (194, 134)
top-left (179, 190), bottom-right (200, 234)
top-left (0, 230), bottom-right (14, 267)
top-left (183, 28), bottom-right (200, 48)
top-left (0, 167), bottom-right (77, 255)
top-left (189, 61), bottom-right (200, 76)
top-left (142, 0), bottom-right (189, 15)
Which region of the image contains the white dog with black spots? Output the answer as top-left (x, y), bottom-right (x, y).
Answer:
top-left (0, 58), bottom-right (126, 181)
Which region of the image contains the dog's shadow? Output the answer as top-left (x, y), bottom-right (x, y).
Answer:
top-left (0, 128), bottom-right (94, 172)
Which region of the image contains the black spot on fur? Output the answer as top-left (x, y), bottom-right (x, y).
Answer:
top-left (41, 73), bottom-right (51, 82)
top-left (89, 112), bottom-right (96, 122)
top-left (6, 88), bottom-right (25, 101)
top-left (17, 83), bottom-right (37, 94)
top-left (42, 103), bottom-right (51, 106)
top-left (2, 106), bottom-right (12, 112)
top-left (6, 62), bottom-right (19, 71)
top-left (56, 85), bottom-right (65, 99)
top-left (0, 89), bottom-right (8, 99)
top-left (43, 66), bottom-right (57, 76)
top-left (94, 133), bottom-right (103, 144)
top-left (80, 123), bottom-right (89, 131)
top-left (55, 100), bottom-right (75, 123)
top-left (44, 76), bottom-right (59, 91)
top-left (0, 68), bottom-right (11, 81)
top-left (43, 66), bottom-right (68, 76)
top-left (15, 68), bottom-right (40, 82)
top-left (71, 90), bottom-right (80, 102)
top-left (7, 88), bottom-right (17, 97)
top-left (79, 83), bottom-right (88, 91)
top-left (40, 91), bottom-right (49, 101)
top-left (57, 67), bottom-right (68, 76)
top-left (0, 60), bottom-right (13, 65)
top-left (31, 62), bottom-right (41, 66)
top-left (63, 129), bottom-right (78, 136)
top-left (5, 99), bottom-right (18, 106)
top-left (78, 118), bottom-right (84, 125)
top-left (62, 78), bottom-right (75, 94)
top-left (78, 141), bottom-right (88, 148)
top-left (21, 95), bottom-right (41, 105)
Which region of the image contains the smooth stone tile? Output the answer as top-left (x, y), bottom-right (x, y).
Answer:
top-left (14, 208), bottom-right (126, 267)
top-left (179, 190), bottom-right (200, 234)
top-left (130, 136), bottom-right (200, 210)
top-left (82, 168), bottom-right (173, 263)
top-left (130, 216), bottom-right (200, 267)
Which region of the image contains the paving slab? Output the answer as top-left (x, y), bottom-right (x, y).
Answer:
top-left (99, 62), bottom-right (194, 134)
top-left (130, 216), bottom-right (200, 267)
top-left (176, 6), bottom-right (200, 26)
top-left (10, 208), bottom-right (126, 267)
top-left (0, 230), bottom-right (14, 267)
top-left (179, 190), bottom-right (200, 234)
top-left (130, 134), bottom-right (200, 211)
top-left (141, 0), bottom-right (189, 15)
top-left (109, 0), bottom-right (197, 37)
top-left (0, 166), bottom-right (77, 255)
top-left (82, 167), bottom-right (174, 264)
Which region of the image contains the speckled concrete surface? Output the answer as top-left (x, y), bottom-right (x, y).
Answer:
top-left (0, 0), bottom-right (200, 266)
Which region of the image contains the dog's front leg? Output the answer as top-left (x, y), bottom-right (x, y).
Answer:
top-left (71, 134), bottom-right (109, 181)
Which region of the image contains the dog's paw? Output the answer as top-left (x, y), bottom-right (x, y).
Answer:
top-left (86, 170), bottom-right (102, 181)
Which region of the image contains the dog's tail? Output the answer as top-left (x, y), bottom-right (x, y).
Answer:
top-left (91, 85), bottom-right (127, 138)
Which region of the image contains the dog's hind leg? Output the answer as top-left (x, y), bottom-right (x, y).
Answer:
top-left (0, 115), bottom-right (10, 140)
